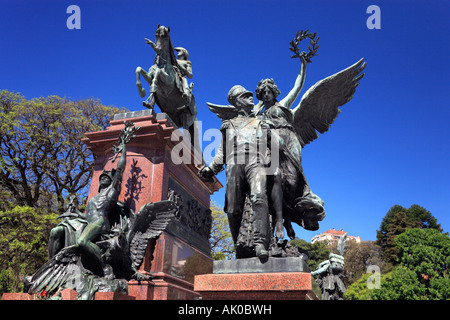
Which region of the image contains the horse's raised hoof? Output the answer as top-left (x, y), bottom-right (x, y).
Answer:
top-left (137, 87), bottom-right (146, 98)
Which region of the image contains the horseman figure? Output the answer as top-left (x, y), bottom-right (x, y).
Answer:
top-left (136, 24), bottom-right (199, 151)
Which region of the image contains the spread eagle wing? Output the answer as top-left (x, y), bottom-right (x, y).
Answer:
top-left (127, 200), bottom-right (176, 272)
top-left (292, 58), bottom-right (366, 147)
top-left (206, 102), bottom-right (239, 122)
top-left (25, 245), bottom-right (94, 297)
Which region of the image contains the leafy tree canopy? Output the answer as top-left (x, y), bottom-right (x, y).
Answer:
top-left (346, 227), bottom-right (450, 300)
top-left (396, 228), bottom-right (450, 280)
top-left (0, 90), bottom-right (126, 295)
top-left (340, 240), bottom-right (392, 287)
top-left (376, 204), bottom-right (445, 264)
top-left (0, 89), bottom-right (126, 213)
top-left (209, 202), bottom-right (234, 260)
top-left (0, 206), bottom-right (58, 294)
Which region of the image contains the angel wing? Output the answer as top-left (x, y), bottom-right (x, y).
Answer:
top-left (127, 200), bottom-right (176, 271)
top-left (206, 102), bottom-right (239, 122)
top-left (292, 58), bottom-right (366, 147)
top-left (337, 233), bottom-right (348, 256)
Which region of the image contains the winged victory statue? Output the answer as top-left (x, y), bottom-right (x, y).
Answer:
top-left (200, 30), bottom-right (366, 258)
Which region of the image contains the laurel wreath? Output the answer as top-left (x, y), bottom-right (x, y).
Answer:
top-left (112, 121), bottom-right (140, 162)
top-left (289, 30), bottom-right (320, 63)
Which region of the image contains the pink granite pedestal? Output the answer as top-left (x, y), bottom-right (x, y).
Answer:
top-left (81, 110), bottom-right (221, 300)
top-left (1, 288), bottom-right (136, 300)
top-left (194, 272), bottom-right (319, 300)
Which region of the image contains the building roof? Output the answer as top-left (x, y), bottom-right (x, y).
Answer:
top-left (322, 228), bottom-right (347, 236)
top-left (310, 228), bottom-right (362, 243)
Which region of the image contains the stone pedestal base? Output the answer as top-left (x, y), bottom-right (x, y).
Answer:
top-left (1, 293), bottom-right (40, 300)
top-left (194, 257), bottom-right (319, 300)
top-left (194, 272), bottom-right (318, 300)
top-left (1, 288), bottom-right (136, 300)
top-left (213, 256), bottom-right (310, 274)
top-left (127, 275), bottom-right (200, 300)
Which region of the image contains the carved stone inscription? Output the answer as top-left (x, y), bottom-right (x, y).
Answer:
top-left (166, 177), bottom-right (212, 255)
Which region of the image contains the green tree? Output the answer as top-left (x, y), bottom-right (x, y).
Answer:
top-left (343, 273), bottom-right (374, 300)
top-left (0, 206), bottom-right (58, 294)
top-left (342, 240), bottom-right (392, 287)
top-left (209, 202), bottom-right (234, 260)
top-left (289, 238), bottom-right (330, 272)
top-left (396, 228), bottom-right (450, 284)
top-left (345, 228), bottom-right (450, 300)
top-left (406, 204), bottom-right (444, 230)
top-left (376, 204), bottom-right (444, 264)
top-left (0, 90), bottom-right (126, 213)
top-left (370, 266), bottom-right (426, 300)
top-left (0, 90), bottom-right (126, 295)
top-left (382, 211), bottom-right (420, 264)
top-left (428, 277), bottom-right (450, 300)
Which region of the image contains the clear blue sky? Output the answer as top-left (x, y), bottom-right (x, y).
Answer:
top-left (1, 0), bottom-right (449, 242)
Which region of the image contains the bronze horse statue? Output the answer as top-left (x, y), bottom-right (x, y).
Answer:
top-left (136, 25), bottom-right (200, 152)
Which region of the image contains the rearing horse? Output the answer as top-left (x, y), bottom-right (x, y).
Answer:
top-left (136, 25), bottom-right (199, 152)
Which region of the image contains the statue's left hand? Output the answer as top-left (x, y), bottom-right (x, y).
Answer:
top-left (299, 54), bottom-right (307, 66)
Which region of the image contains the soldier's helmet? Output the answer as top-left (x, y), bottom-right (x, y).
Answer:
top-left (98, 169), bottom-right (116, 192)
top-left (227, 85), bottom-right (253, 106)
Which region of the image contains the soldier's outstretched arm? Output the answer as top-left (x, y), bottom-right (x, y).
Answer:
top-left (198, 124), bottom-right (226, 182)
top-left (111, 122), bottom-right (139, 192)
top-left (144, 38), bottom-right (157, 51)
top-left (111, 143), bottom-right (126, 192)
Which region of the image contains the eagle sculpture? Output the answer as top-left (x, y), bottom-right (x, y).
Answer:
top-left (24, 200), bottom-right (176, 300)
